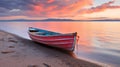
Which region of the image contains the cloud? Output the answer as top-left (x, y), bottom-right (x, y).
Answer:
top-left (0, 7), bottom-right (9, 13)
top-left (26, 0), bottom-right (93, 17)
top-left (0, 0), bottom-right (92, 17)
top-left (47, 0), bottom-right (55, 3)
top-left (0, 0), bottom-right (119, 19)
top-left (0, 0), bottom-right (33, 10)
top-left (78, 0), bottom-right (120, 14)
top-left (0, 0), bottom-right (34, 17)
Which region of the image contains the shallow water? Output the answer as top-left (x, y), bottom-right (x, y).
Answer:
top-left (0, 22), bottom-right (120, 67)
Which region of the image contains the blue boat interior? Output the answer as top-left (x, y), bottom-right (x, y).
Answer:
top-left (29, 27), bottom-right (61, 35)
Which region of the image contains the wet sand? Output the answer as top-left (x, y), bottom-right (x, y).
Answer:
top-left (0, 30), bottom-right (102, 67)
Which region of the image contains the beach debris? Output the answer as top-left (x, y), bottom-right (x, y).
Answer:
top-left (43, 63), bottom-right (51, 67)
top-left (27, 64), bottom-right (38, 67)
top-left (9, 46), bottom-right (15, 48)
top-left (8, 38), bottom-right (18, 43)
top-left (1, 50), bottom-right (15, 54)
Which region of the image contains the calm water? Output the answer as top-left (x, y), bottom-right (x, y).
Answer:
top-left (0, 22), bottom-right (120, 67)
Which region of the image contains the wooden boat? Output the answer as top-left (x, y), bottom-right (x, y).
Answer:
top-left (28, 27), bottom-right (78, 51)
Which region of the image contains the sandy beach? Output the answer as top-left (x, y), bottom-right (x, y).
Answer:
top-left (0, 30), bottom-right (102, 67)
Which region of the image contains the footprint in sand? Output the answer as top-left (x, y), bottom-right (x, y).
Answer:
top-left (8, 38), bottom-right (18, 43)
top-left (8, 46), bottom-right (15, 48)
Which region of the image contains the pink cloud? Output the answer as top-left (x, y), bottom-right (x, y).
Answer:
top-left (27, 0), bottom-right (93, 17)
top-left (79, 0), bottom-right (120, 14)
top-left (14, 0), bottom-right (120, 18)
top-left (47, 0), bottom-right (55, 3)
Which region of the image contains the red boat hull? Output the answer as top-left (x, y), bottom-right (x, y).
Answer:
top-left (28, 28), bottom-right (77, 51)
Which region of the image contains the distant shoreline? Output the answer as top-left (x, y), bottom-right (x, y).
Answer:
top-left (0, 19), bottom-right (120, 22)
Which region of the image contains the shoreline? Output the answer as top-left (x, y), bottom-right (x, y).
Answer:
top-left (0, 30), bottom-right (102, 67)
